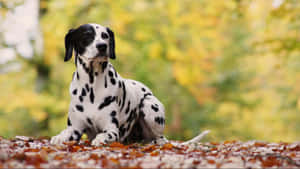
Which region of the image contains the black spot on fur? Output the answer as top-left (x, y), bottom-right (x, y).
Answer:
top-left (76, 105), bottom-right (84, 112)
top-left (144, 93), bottom-right (152, 98)
top-left (151, 105), bottom-right (159, 112)
top-left (112, 66), bottom-right (118, 78)
top-left (110, 78), bottom-right (116, 85)
top-left (154, 117), bottom-right (165, 125)
top-left (67, 117), bottom-right (72, 126)
top-left (74, 130), bottom-right (81, 141)
top-left (120, 81), bottom-right (126, 111)
top-left (88, 62), bottom-right (94, 84)
top-left (87, 118), bottom-right (93, 126)
top-left (112, 132), bottom-right (118, 138)
top-left (119, 125), bottom-right (125, 137)
top-left (126, 108), bottom-right (137, 123)
top-left (81, 88), bottom-right (87, 96)
top-left (95, 72), bottom-right (98, 76)
top-left (125, 101), bottom-right (131, 114)
top-left (108, 71), bottom-right (114, 77)
top-left (90, 87), bottom-right (95, 103)
top-left (69, 136), bottom-right (74, 141)
top-left (79, 96), bottom-right (83, 102)
top-left (132, 82), bottom-right (136, 85)
top-left (102, 62), bottom-right (108, 73)
top-left (98, 96), bottom-right (116, 110)
top-left (108, 133), bottom-right (112, 139)
top-left (118, 81), bottom-right (122, 88)
top-left (72, 89), bottom-right (77, 95)
top-left (141, 88), bottom-right (146, 92)
top-left (104, 76), bottom-right (107, 88)
top-left (85, 84), bottom-right (89, 92)
top-left (112, 118), bottom-right (119, 128)
top-left (76, 72), bottom-right (80, 80)
top-left (111, 110), bottom-right (116, 116)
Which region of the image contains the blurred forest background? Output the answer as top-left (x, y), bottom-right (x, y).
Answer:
top-left (0, 0), bottom-right (299, 142)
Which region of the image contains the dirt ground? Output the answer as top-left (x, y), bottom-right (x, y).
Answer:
top-left (0, 136), bottom-right (299, 168)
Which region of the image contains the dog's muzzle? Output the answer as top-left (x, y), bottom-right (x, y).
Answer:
top-left (96, 43), bottom-right (107, 57)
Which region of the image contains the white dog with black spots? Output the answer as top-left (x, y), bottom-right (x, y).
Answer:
top-left (50, 23), bottom-right (209, 146)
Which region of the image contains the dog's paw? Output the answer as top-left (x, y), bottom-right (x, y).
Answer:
top-left (50, 129), bottom-right (72, 145)
top-left (91, 133), bottom-right (108, 146)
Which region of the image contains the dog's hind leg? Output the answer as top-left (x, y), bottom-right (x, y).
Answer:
top-left (138, 95), bottom-right (168, 145)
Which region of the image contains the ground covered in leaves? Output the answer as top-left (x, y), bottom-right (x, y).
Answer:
top-left (0, 136), bottom-right (299, 168)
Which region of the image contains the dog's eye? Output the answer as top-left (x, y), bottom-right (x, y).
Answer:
top-left (101, 32), bottom-right (109, 39)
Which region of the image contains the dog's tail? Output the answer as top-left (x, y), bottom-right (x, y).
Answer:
top-left (180, 130), bottom-right (210, 145)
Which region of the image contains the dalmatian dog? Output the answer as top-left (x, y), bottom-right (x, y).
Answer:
top-left (50, 23), bottom-right (209, 146)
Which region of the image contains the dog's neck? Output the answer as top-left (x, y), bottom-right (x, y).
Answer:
top-left (74, 55), bottom-right (109, 87)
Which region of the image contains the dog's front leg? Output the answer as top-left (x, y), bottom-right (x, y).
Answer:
top-left (91, 127), bottom-right (119, 146)
top-left (50, 127), bottom-right (83, 144)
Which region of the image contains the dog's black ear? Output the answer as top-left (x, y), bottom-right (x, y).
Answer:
top-left (64, 29), bottom-right (76, 62)
top-left (106, 27), bottom-right (116, 59)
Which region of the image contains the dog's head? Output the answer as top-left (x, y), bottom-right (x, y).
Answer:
top-left (64, 23), bottom-right (115, 62)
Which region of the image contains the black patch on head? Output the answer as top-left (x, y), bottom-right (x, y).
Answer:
top-left (141, 88), bottom-right (146, 92)
top-left (104, 76), bottom-right (107, 88)
top-left (90, 87), bottom-right (95, 103)
top-left (118, 81), bottom-right (122, 88)
top-left (64, 24), bottom-right (96, 62)
top-left (76, 105), bottom-right (84, 112)
top-left (67, 117), bottom-right (72, 126)
top-left (87, 118), bottom-right (93, 126)
top-left (98, 96), bottom-right (116, 110)
top-left (151, 105), bottom-right (159, 112)
top-left (72, 89), bottom-right (77, 95)
top-left (74, 24), bottom-right (96, 56)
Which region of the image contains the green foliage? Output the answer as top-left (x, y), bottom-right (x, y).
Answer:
top-left (0, 0), bottom-right (299, 142)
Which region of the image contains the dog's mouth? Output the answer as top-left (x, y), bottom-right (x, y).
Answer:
top-left (92, 53), bottom-right (108, 61)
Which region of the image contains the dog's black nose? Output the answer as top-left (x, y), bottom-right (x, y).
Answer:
top-left (96, 43), bottom-right (107, 52)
